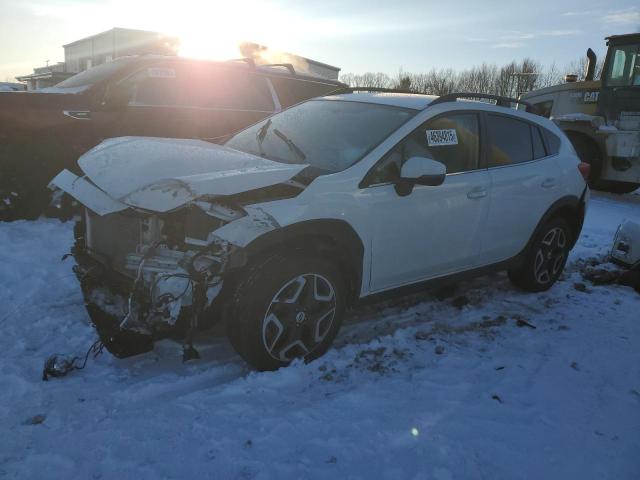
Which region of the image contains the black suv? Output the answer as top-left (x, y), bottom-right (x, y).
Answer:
top-left (0, 55), bottom-right (344, 220)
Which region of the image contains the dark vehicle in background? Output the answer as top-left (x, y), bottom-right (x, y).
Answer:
top-left (521, 33), bottom-right (640, 194)
top-left (0, 56), bottom-right (344, 220)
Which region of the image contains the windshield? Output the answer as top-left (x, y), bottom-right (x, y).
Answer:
top-left (54, 58), bottom-right (135, 89)
top-left (225, 99), bottom-right (415, 173)
top-left (605, 44), bottom-right (640, 87)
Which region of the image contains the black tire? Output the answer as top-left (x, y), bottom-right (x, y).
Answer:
top-left (226, 252), bottom-right (347, 371)
top-left (508, 217), bottom-right (572, 292)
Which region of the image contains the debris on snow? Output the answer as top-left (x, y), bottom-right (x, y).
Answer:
top-left (23, 414), bottom-right (46, 426)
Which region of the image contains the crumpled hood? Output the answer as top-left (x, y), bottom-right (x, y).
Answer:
top-left (70, 136), bottom-right (308, 213)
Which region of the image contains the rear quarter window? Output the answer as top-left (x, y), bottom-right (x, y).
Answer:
top-left (532, 125), bottom-right (547, 159)
top-left (541, 128), bottom-right (562, 155)
top-left (534, 100), bottom-right (554, 118)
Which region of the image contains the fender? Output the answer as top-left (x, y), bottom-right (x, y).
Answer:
top-left (243, 219), bottom-right (365, 304)
top-left (520, 192), bottom-right (585, 258)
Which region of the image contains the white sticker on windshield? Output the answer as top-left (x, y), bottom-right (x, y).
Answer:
top-left (426, 129), bottom-right (458, 146)
top-left (148, 67), bottom-right (176, 78)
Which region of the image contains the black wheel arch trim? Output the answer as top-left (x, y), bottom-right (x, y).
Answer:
top-left (239, 219), bottom-right (365, 305)
top-left (521, 192), bottom-right (586, 257)
top-left (223, 195), bottom-right (584, 307)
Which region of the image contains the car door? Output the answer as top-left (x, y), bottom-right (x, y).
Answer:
top-left (480, 113), bottom-right (561, 264)
top-left (103, 63), bottom-right (193, 139)
top-left (360, 112), bottom-right (491, 292)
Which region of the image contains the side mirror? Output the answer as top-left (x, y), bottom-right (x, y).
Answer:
top-left (102, 83), bottom-right (131, 111)
top-left (395, 156), bottom-right (446, 196)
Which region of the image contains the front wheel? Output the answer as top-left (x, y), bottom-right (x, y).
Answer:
top-left (227, 253), bottom-right (346, 371)
top-left (508, 217), bottom-right (572, 292)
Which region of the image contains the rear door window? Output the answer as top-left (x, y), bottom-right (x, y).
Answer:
top-left (128, 66), bottom-right (179, 106)
top-left (486, 114), bottom-right (534, 167)
top-left (181, 67), bottom-right (274, 111)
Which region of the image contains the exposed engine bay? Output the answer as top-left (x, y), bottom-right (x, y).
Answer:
top-left (73, 204), bottom-right (238, 359)
top-left (71, 191), bottom-right (300, 360)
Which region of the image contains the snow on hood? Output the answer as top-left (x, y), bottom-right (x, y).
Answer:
top-left (76, 137), bottom-right (309, 213)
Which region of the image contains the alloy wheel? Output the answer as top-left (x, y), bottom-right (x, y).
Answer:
top-left (533, 227), bottom-right (567, 284)
top-left (262, 273), bottom-right (337, 362)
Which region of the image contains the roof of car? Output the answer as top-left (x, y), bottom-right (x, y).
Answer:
top-left (324, 92), bottom-right (438, 110)
top-left (129, 55), bottom-right (345, 85)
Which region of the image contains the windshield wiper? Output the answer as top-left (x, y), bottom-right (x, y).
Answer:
top-left (255, 118), bottom-right (272, 157)
top-left (257, 118), bottom-right (272, 142)
top-left (274, 128), bottom-right (306, 161)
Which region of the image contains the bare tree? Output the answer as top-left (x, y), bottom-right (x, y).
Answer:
top-left (340, 54), bottom-right (604, 97)
top-left (339, 72), bottom-right (393, 88)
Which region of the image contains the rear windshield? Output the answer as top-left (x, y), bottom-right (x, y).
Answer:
top-left (226, 99), bottom-right (415, 173)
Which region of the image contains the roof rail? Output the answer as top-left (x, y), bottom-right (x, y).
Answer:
top-left (226, 58), bottom-right (256, 68)
top-left (430, 92), bottom-right (536, 113)
top-left (261, 63), bottom-right (296, 75)
top-left (326, 86), bottom-right (415, 96)
top-left (322, 88), bottom-right (540, 114)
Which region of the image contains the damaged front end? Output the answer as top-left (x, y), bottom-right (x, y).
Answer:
top-left (72, 203), bottom-right (248, 359)
top-left (50, 136), bottom-right (310, 360)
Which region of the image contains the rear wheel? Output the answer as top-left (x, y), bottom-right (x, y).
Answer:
top-left (227, 253), bottom-right (346, 371)
top-left (508, 217), bottom-right (572, 292)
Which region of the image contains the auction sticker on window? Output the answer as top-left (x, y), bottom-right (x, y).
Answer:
top-left (426, 129), bottom-right (458, 146)
top-left (148, 67), bottom-right (176, 78)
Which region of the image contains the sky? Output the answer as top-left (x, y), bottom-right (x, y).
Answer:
top-left (0, 0), bottom-right (639, 82)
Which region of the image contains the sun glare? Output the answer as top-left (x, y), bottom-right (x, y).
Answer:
top-left (163, 1), bottom-right (286, 61)
top-left (178, 32), bottom-right (241, 61)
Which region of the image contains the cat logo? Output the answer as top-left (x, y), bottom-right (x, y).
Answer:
top-left (584, 91), bottom-right (599, 103)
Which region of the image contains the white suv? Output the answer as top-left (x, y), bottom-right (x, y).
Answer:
top-left (52, 90), bottom-right (590, 370)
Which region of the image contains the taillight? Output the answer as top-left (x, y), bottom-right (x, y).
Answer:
top-left (578, 162), bottom-right (591, 181)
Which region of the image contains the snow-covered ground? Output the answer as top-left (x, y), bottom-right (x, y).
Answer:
top-left (1, 192), bottom-right (639, 480)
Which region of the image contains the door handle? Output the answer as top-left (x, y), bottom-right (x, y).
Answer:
top-left (467, 187), bottom-right (487, 199)
top-left (63, 110), bottom-right (91, 120)
top-left (541, 178), bottom-right (556, 189)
